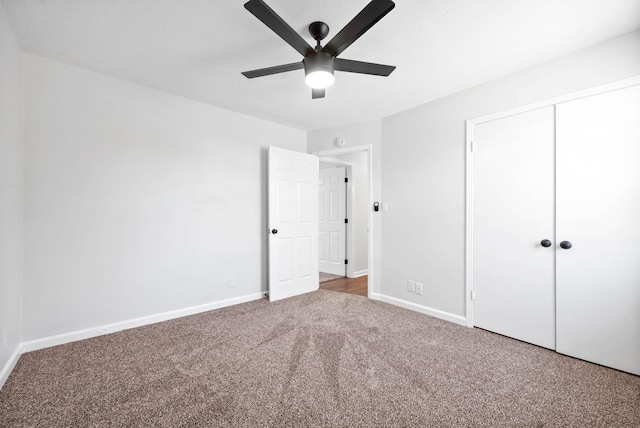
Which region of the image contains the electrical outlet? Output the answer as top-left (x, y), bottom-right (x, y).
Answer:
top-left (407, 280), bottom-right (415, 293)
top-left (415, 282), bottom-right (424, 295)
top-left (3, 327), bottom-right (9, 349)
top-left (228, 277), bottom-right (236, 288)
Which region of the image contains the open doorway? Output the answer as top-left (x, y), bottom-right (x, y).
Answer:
top-left (315, 147), bottom-right (371, 297)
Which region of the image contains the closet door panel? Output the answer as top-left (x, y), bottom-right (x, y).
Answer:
top-left (473, 106), bottom-right (556, 349)
top-left (556, 84), bottom-right (640, 375)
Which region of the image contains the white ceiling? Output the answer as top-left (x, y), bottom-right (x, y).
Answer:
top-left (3, 0), bottom-right (640, 131)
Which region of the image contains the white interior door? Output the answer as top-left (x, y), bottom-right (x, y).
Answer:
top-left (556, 84), bottom-right (640, 375)
top-left (472, 106), bottom-right (556, 349)
top-left (268, 147), bottom-right (319, 301)
top-left (318, 166), bottom-right (346, 276)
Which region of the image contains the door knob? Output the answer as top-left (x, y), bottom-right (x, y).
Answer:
top-left (271, 229), bottom-right (278, 234)
top-left (560, 241), bottom-right (572, 249)
top-left (540, 239), bottom-right (552, 247)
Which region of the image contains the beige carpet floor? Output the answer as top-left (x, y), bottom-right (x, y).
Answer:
top-left (1, 290), bottom-right (639, 427)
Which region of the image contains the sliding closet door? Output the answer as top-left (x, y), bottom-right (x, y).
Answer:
top-left (556, 84), bottom-right (640, 375)
top-left (473, 106), bottom-right (556, 349)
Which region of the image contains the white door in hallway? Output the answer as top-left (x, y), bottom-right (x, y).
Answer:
top-left (472, 106), bottom-right (556, 349)
top-left (555, 84), bottom-right (640, 375)
top-left (268, 147), bottom-right (319, 301)
top-left (318, 166), bottom-right (346, 276)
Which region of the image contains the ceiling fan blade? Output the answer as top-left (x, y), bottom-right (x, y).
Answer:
top-left (334, 58), bottom-right (395, 76)
top-left (244, 0), bottom-right (314, 57)
top-left (242, 62), bottom-right (304, 79)
top-left (321, 0), bottom-right (395, 57)
top-left (312, 88), bottom-right (325, 99)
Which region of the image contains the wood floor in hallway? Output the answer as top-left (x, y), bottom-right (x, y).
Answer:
top-left (319, 275), bottom-right (367, 297)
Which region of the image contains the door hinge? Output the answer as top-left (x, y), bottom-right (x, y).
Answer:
top-left (345, 218), bottom-right (348, 224)
top-left (345, 259), bottom-right (349, 265)
top-left (345, 177), bottom-right (348, 183)
top-left (470, 289), bottom-right (476, 301)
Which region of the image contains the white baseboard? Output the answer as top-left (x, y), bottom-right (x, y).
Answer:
top-left (0, 346), bottom-right (22, 390)
top-left (377, 294), bottom-right (467, 326)
top-left (20, 292), bottom-right (265, 353)
top-left (369, 292), bottom-right (382, 301)
top-left (352, 270), bottom-right (368, 278)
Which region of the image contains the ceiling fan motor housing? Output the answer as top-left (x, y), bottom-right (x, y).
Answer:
top-left (303, 51), bottom-right (335, 74)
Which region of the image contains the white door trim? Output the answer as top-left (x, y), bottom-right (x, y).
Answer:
top-left (319, 157), bottom-right (356, 167)
top-left (313, 145), bottom-right (373, 298)
top-left (465, 75), bottom-right (640, 328)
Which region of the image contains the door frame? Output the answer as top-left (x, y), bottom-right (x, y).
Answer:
top-left (465, 75), bottom-right (640, 327)
top-left (319, 159), bottom-right (356, 278)
top-left (313, 145), bottom-right (373, 298)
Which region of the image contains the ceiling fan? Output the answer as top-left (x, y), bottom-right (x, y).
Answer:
top-left (242, 0), bottom-right (396, 99)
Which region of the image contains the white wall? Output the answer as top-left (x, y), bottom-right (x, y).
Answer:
top-left (0, 3), bottom-right (24, 380)
top-left (308, 120), bottom-right (381, 293)
top-left (381, 31), bottom-right (640, 318)
top-left (22, 55), bottom-right (306, 341)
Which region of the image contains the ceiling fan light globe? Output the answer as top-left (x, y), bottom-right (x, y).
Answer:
top-left (305, 70), bottom-right (335, 89)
